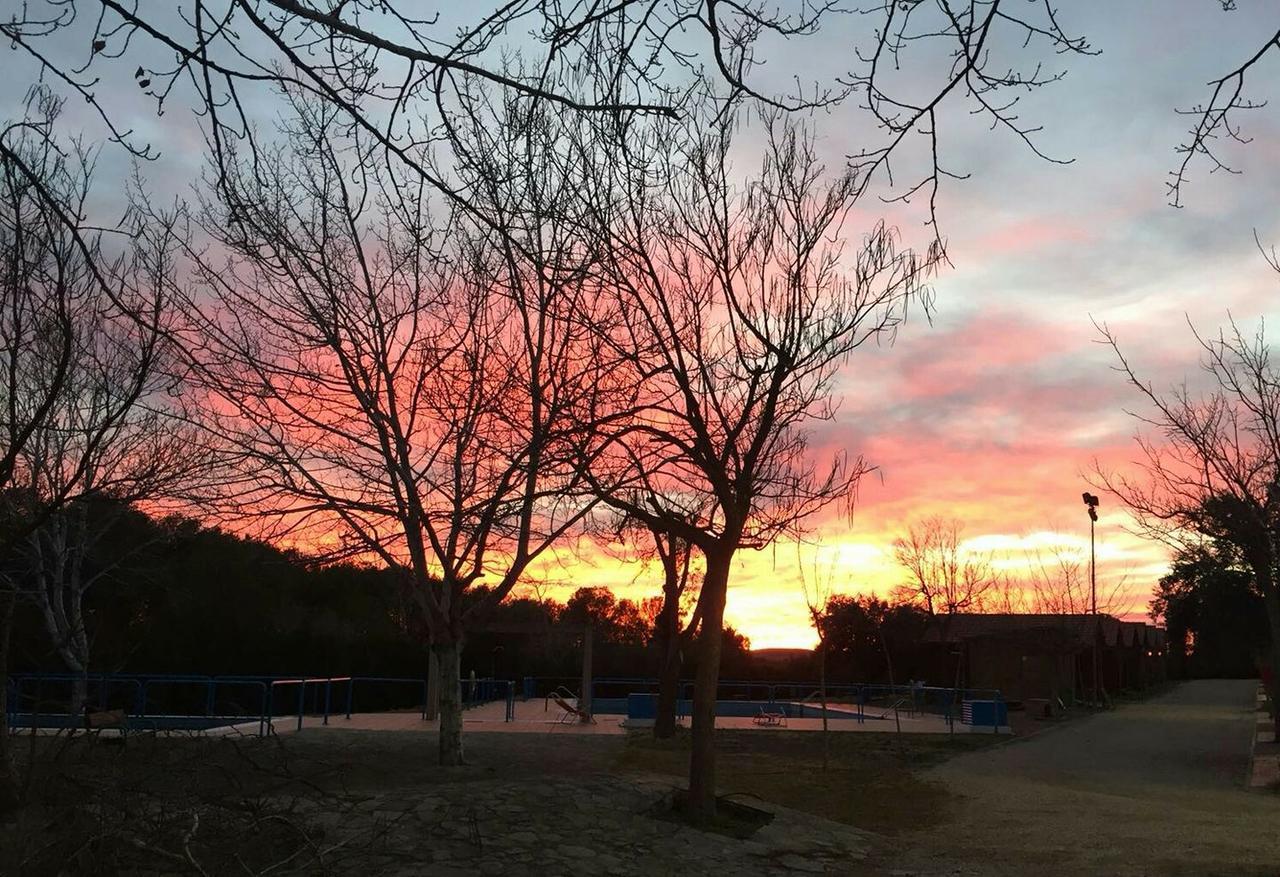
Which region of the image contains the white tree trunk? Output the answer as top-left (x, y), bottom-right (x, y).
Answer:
top-left (434, 640), bottom-right (464, 765)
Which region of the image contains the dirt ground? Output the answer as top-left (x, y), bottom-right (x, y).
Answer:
top-left (0, 728), bottom-right (883, 876)
top-left (2, 680), bottom-right (1273, 875)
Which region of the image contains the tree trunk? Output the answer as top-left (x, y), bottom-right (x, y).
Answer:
top-left (0, 588), bottom-right (19, 813)
top-left (654, 637), bottom-right (682, 739)
top-left (686, 550), bottom-right (731, 822)
top-left (654, 590), bottom-right (683, 739)
top-left (433, 639), bottom-right (465, 766)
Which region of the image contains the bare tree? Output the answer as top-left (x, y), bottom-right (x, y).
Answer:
top-left (0, 90), bottom-right (93, 814)
top-left (21, 353), bottom-right (198, 716)
top-left (14, 192), bottom-right (197, 716)
top-left (985, 570), bottom-right (1030, 614)
top-left (1167, 6), bottom-right (1280, 206)
top-left (0, 2), bottom-right (1096, 245)
top-left (1018, 542), bottom-right (1129, 616)
top-left (0, 2), bottom-right (841, 210)
top-left (154, 91), bottom-right (600, 765)
top-left (577, 96), bottom-right (938, 820)
top-left (842, 0), bottom-right (1096, 237)
top-left (1098, 309), bottom-right (1280, 735)
top-left (0, 91), bottom-right (188, 809)
top-left (893, 516), bottom-right (995, 615)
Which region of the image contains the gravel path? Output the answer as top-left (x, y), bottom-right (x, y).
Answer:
top-left (874, 680), bottom-right (1280, 876)
top-left (935, 678), bottom-right (1257, 791)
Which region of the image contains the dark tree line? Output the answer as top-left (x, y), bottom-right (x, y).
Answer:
top-left (9, 504), bottom-right (420, 678)
top-left (8, 503), bottom-right (754, 682)
top-left (1152, 539), bottom-right (1269, 680)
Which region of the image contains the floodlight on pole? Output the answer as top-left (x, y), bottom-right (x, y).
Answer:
top-left (1082, 492), bottom-right (1099, 523)
top-left (1082, 491), bottom-right (1101, 708)
top-left (1081, 493), bottom-right (1099, 613)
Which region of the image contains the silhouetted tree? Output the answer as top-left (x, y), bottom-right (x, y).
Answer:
top-left (1167, 9), bottom-right (1280, 206)
top-left (821, 594), bottom-right (929, 685)
top-left (578, 98), bottom-right (938, 819)
top-left (15, 218), bottom-right (198, 713)
top-left (150, 95), bottom-right (599, 766)
top-left (0, 91), bottom-right (192, 810)
top-left (1017, 541), bottom-right (1128, 616)
top-left (893, 516), bottom-right (995, 615)
top-left (647, 527), bottom-right (702, 740)
top-left (1101, 315), bottom-right (1280, 735)
top-left (1153, 539), bottom-right (1267, 679)
top-left (1, 2), bottom-right (1093, 239)
top-left (561, 588), bottom-right (650, 646)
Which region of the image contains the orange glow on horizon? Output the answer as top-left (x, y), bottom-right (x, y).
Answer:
top-left (517, 504), bottom-right (1167, 651)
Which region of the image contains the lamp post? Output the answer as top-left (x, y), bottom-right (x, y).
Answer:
top-left (1082, 492), bottom-right (1100, 707)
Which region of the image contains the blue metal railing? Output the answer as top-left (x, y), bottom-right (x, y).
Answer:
top-left (6, 672), bottom-right (518, 736)
top-left (7, 673), bottom-right (1001, 734)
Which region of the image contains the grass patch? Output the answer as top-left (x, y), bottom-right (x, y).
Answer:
top-left (616, 728), bottom-right (996, 835)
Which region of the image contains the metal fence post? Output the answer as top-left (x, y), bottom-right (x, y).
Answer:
top-left (346, 678), bottom-right (355, 720)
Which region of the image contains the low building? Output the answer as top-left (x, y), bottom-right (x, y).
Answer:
top-left (923, 613), bottom-right (1166, 707)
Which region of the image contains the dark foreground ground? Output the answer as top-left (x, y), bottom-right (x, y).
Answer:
top-left (1, 680), bottom-right (1274, 876)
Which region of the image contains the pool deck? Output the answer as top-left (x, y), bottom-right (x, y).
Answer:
top-left (278, 699), bottom-right (982, 736)
top-left (12, 699), bottom-right (1003, 738)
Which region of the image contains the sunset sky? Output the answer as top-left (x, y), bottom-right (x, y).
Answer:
top-left (6, 2), bottom-right (1280, 649)
top-left (534, 1), bottom-right (1280, 647)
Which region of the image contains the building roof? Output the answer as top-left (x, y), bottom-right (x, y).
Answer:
top-left (923, 613), bottom-right (1123, 647)
top-left (924, 613), bottom-right (1167, 651)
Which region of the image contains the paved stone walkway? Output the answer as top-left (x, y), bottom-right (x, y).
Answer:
top-left (288, 773), bottom-right (872, 876)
